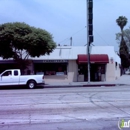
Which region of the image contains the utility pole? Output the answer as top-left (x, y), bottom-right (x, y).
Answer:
top-left (70, 37), bottom-right (72, 46)
top-left (87, 38), bottom-right (90, 83)
top-left (87, 0), bottom-right (94, 83)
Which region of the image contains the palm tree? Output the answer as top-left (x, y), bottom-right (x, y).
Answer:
top-left (116, 16), bottom-right (129, 74)
top-left (116, 16), bottom-right (127, 40)
top-left (116, 16), bottom-right (127, 32)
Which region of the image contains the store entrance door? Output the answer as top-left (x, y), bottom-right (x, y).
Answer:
top-left (90, 64), bottom-right (98, 81)
top-left (90, 64), bottom-right (106, 82)
top-left (78, 64), bottom-right (106, 82)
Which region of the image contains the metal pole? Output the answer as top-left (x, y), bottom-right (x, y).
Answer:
top-left (87, 43), bottom-right (90, 83)
top-left (86, 0), bottom-right (90, 83)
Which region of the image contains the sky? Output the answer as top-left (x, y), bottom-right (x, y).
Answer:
top-left (0, 0), bottom-right (130, 51)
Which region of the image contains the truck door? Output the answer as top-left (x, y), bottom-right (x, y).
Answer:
top-left (0, 70), bottom-right (13, 85)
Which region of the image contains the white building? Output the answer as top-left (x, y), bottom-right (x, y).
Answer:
top-left (0, 46), bottom-right (121, 82)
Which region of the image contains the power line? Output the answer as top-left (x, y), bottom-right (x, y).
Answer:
top-left (71, 26), bottom-right (86, 37)
top-left (58, 37), bottom-right (70, 45)
top-left (94, 29), bottom-right (110, 46)
top-left (58, 26), bottom-right (86, 45)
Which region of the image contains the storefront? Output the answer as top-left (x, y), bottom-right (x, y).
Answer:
top-left (33, 60), bottom-right (68, 75)
top-left (0, 46), bottom-right (121, 82)
top-left (77, 54), bottom-right (109, 81)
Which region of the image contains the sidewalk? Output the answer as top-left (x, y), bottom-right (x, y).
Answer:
top-left (44, 75), bottom-right (130, 88)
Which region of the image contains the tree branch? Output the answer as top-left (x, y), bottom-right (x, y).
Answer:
top-left (24, 53), bottom-right (29, 60)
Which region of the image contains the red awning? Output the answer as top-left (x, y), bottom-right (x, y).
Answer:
top-left (77, 54), bottom-right (109, 64)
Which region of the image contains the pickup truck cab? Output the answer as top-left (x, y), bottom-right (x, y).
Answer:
top-left (0, 69), bottom-right (45, 89)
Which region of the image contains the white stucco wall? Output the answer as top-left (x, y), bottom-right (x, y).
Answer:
top-left (91, 46), bottom-right (121, 80)
top-left (91, 46), bottom-right (121, 64)
top-left (67, 60), bottom-right (78, 82)
top-left (106, 60), bottom-right (115, 81)
top-left (106, 61), bottom-right (121, 81)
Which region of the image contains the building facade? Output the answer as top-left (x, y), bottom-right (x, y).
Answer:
top-left (0, 46), bottom-right (121, 83)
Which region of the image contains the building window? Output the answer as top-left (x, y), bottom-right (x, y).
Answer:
top-left (14, 70), bottom-right (18, 76)
top-left (34, 63), bottom-right (67, 75)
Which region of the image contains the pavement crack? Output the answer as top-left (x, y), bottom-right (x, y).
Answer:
top-left (103, 101), bottom-right (130, 116)
top-left (58, 95), bottom-right (66, 103)
top-left (89, 92), bottom-right (104, 108)
top-left (76, 92), bottom-right (91, 98)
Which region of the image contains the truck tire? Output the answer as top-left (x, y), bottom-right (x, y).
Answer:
top-left (27, 80), bottom-right (36, 89)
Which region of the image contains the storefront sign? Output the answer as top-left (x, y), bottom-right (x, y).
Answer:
top-left (43, 60), bottom-right (68, 63)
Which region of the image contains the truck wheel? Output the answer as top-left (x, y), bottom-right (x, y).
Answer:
top-left (27, 80), bottom-right (36, 89)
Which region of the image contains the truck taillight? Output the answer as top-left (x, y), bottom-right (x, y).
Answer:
top-left (42, 76), bottom-right (44, 79)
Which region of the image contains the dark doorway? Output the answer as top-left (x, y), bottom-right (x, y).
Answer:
top-left (78, 64), bottom-right (106, 82)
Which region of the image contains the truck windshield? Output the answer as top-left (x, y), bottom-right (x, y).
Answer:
top-left (2, 71), bottom-right (12, 76)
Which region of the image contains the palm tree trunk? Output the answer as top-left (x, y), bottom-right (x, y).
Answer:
top-left (121, 28), bottom-right (123, 41)
top-left (120, 28), bottom-right (124, 74)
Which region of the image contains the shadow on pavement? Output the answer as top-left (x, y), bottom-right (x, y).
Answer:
top-left (0, 85), bottom-right (44, 90)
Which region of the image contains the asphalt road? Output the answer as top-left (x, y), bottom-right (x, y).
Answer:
top-left (0, 86), bottom-right (130, 130)
top-left (0, 120), bottom-right (119, 130)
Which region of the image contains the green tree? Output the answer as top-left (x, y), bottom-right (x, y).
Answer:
top-left (116, 27), bottom-right (130, 50)
top-left (0, 22), bottom-right (56, 72)
top-left (116, 16), bottom-right (127, 33)
top-left (116, 16), bottom-right (129, 69)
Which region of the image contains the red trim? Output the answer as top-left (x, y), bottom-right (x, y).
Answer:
top-left (77, 54), bottom-right (109, 64)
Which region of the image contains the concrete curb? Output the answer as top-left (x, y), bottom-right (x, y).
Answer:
top-left (43, 85), bottom-right (84, 88)
top-left (83, 84), bottom-right (116, 87)
top-left (43, 84), bottom-right (117, 88)
top-left (42, 82), bottom-right (130, 88)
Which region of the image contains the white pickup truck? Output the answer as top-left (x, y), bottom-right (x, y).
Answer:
top-left (0, 69), bottom-right (45, 89)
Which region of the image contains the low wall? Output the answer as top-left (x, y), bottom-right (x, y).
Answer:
top-left (44, 60), bottom-right (78, 83)
top-left (44, 75), bottom-right (70, 83)
top-left (106, 61), bottom-right (121, 81)
top-left (106, 62), bottom-right (115, 81)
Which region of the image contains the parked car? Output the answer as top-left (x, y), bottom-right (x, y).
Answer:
top-left (0, 69), bottom-right (45, 89)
